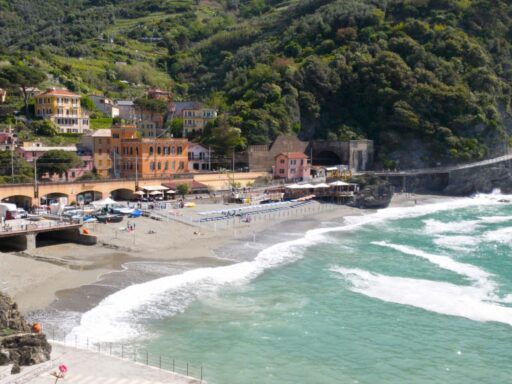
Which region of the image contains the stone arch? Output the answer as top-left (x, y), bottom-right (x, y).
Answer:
top-left (110, 188), bottom-right (134, 201)
top-left (1, 195), bottom-right (33, 210)
top-left (313, 151), bottom-right (342, 166)
top-left (76, 190), bottom-right (103, 204)
top-left (41, 192), bottom-right (69, 205)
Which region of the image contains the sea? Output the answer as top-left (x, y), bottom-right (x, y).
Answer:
top-left (63, 193), bottom-right (512, 384)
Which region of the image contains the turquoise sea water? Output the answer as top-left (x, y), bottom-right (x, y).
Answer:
top-left (70, 196), bottom-right (512, 383)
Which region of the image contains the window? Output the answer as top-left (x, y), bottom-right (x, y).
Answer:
top-left (179, 161), bottom-right (184, 170)
top-left (165, 161), bottom-right (169, 170)
top-left (280, 159), bottom-right (285, 164)
top-left (301, 159), bottom-right (304, 165)
top-left (136, 147), bottom-right (139, 155)
top-left (279, 169), bottom-right (285, 174)
top-left (149, 146), bottom-right (154, 155)
top-left (177, 146), bottom-right (183, 155)
top-left (172, 161), bottom-right (176, 170)
top-left (71, 171), bottom-right (76, 178)
top-left (112, 134), bottom-right (119, 138)
top-left (150, 162), bottom-right (155, 171)
top-left (157, 162), bottom-right (161, 170)
top-left (130, 147), bottom-right (133, 155)
top-left (157, 147), bottom-right (161, 155)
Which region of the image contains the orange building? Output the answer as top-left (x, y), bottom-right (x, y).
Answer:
top-left (111, 124), bottom-right (189, 178)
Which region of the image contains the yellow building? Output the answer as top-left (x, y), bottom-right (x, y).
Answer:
top-left (35, 88), bottom-right (90, 134)
top-left (182, 106), bottom-right (217, 137)
top-left (79, 129), bottom-right (112, 178)
top-left (111, 124), bottom-right (189, 178)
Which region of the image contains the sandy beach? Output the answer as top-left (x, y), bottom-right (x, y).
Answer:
top-left (0, 193), bottom-right (450, 314)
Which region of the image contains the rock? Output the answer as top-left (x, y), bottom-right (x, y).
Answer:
top-left (0, 292), bottom-right (52, 373)
top-left (11, 363), bottom-right (20, 374)
top-left (351, 174), bottom-right (394, 209)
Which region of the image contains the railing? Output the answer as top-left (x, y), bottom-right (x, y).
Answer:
top-left (0, 219), bottom-right (79, 235)
top-left (44, 327), bottom-right (205, 383)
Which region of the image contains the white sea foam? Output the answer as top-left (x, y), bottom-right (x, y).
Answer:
top-left (483, 227), bottom-right (512, 245)
top-left (371, 241), bottom-right (492, 287)
top-left (330, 267), bottom-right (512, 326)
top-left (432, 235), bottom-right (481, 252)
top-left (70, 192), bottom-right (512, 342)
top-left (423, 219), bottom-right (481, 234)
top-left (68, 229), bottom-right (328, 342)
top-left (479, 216), bottom-right (512, 224)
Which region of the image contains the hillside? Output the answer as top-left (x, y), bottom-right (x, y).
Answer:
top-left (1, 0), bottom-right (512, 167)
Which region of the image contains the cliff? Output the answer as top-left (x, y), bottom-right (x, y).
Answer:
top-left (0, 292), bottom-right (51, 374)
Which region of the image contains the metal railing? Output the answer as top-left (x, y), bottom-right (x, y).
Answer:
top-left (44, 327), bottom-right (205, 383)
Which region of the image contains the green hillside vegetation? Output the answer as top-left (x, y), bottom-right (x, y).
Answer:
top-left (1, 0), bottom-right (511, 167)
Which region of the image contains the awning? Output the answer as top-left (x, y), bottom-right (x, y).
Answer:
top-left (149, 191), bottom-right (163, 195)
top-left (313, 183), bottom-right (329, 188)
top-left (329, 180), bottom-right (351, 187)
top-left (142, 186), bottom-right (169, 192)
top-left (285, 184), bottom-right (302, 189)
top-left (299, 183), bottom-right (315, 189)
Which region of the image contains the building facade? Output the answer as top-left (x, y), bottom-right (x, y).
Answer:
top-left (115, 100), bottom-right (136, 121)
top-left (188, 143), bottom-right (212, 171)
top-left (273, 152), bottom-right (311, 181)
top-left (35, 89), bottom-right (90, 134)
top-left (15, 142), bottom-right (93, 182)
top-left (182, 106), bottom-right (217, 137)
top-left (89, 95), bottom-right (120, 118)
top-left (80, 129), bottom-right (112, 178)
top-left (111, 125), bottom-right (189, 178)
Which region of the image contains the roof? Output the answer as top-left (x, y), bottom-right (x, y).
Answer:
top-left (91, 129), bottom-right (111, 137)
top-left (116, 100), bottom-right (134, 106)
top-left (170, 101), bottom-right (203, 115)
top-left (37, 88), bottom-right (80, 97)
top-left (18, 146), bottom-right (77, 152)
top-left (162, 180), bottom-right (209, 191)
top-left (275, 152), bottom-right (308, 159)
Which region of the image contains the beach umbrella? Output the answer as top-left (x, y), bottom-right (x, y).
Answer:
top-left (134, 191), bottom-right (145, 196)
top-left (314, 183), bottom-right (329, 188)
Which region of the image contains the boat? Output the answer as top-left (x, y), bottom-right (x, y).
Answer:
top-left (95, 214), bottom-right (124, 223)
top-left (129, 209), bottom-right (142, 218)
top-left (111, 206), bottom-right (135, 215)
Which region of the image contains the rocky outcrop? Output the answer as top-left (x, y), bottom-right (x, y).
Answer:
top-left (352, 174), bottom-right (394, 209)
top-left (0, 293), bottom-right (51, 374)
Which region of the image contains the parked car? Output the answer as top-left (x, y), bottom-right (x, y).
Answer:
top-left (14, 208), bottom-right (28, 219)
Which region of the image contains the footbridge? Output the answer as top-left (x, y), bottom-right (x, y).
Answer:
top-left (371, 154), bottom-right (512, 195)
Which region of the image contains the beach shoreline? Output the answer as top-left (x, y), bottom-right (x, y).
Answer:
top-left (0, 193), bottom-right (452, 315)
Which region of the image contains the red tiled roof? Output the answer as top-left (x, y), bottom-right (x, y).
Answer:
top-left (162, 180), bottom-right (209, 191)
top-left (38, 88), bottom-right (80, 97)
top-left (275, 152), bottom-right (308, 159)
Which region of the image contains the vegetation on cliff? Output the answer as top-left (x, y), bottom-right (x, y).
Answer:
top-left (1, 0), bottom-right (511, 166)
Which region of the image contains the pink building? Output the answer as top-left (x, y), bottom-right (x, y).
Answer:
top-left (15, 143), bottom-right (93, 182)
top-left (273, 152), bottom-right (311, 181)
top-left (0, 131), bottom-right (16, 151)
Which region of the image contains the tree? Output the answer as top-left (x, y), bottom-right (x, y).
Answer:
top-left (36, 150), bottom-right (83, 181)
top-left (0, 65), bottom-right (46, 116)
top-left (29, 120), bottom-right (59, 136)
top-left (202, 118), bottom-right (246, 156)
top-left (0, 150), bottom-right (33, 184)
top-left (176, 183), bottom-right (190, 197)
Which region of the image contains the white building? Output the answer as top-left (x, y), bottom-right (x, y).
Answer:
top-left (188, 143), bottom-right (212, 171)
top-left (89, 95), bottom-right (120, 118)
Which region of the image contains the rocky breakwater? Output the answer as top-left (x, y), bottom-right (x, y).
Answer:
top-left (351, 174), bottom-right (394, 209)
top-left (0, 292), bottom-right (51, 374)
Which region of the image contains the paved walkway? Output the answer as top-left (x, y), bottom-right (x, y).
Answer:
top-left (1, 344), bottom-right (203, 384)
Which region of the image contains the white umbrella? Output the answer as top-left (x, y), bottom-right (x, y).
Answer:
top-left (299, 183), bottom-right (315, 189)
top-left (149, 191), bottom-right (163, 195)
top-left (329, 180), bottom-right (350, 186)
top-left (314, 183), bottom-right (329, 188)
top-left (134, 191), bottom-right (145, 196)
top-left (285, 184), bottom-right (302, 189)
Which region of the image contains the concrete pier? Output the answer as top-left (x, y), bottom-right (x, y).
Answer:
top-left (0, 221), bottom-right (96, 251)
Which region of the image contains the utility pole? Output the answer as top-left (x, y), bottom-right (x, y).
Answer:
top-left (135, 153), bottom-right (138, 186)
top-left (232, 149), bottom-right (235, 188)
top-left (34, 157), bottom-right (38, 202)
top-left (10, 143), bottom-right (14, 181)
top-left (208, 146), bottom-right (211, 171)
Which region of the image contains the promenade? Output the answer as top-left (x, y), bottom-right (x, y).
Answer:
top-left (0, 344), bottom-right (202, 384)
